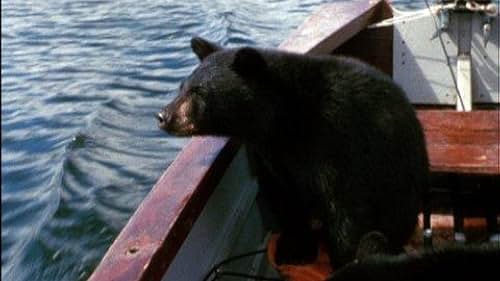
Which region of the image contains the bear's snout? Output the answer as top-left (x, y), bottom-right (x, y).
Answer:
top-left (157, 102), bottom-right (197, 136)
top-left (156, 111), bottom-right (169, 130)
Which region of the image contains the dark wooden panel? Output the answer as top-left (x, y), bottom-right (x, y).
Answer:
top-left (333, 1), bottom-right (393, 76)
top-left (417, 110), bottom-right (500, 175)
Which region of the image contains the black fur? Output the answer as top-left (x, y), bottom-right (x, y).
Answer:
top-left (329, 244), bottom-right (500, 281)
top-left (159, 37), bottom-right (429, 267)
top-left (191, 36), bottom-right (221, 60)
top-left (355, 231), bottom-right (389, 261)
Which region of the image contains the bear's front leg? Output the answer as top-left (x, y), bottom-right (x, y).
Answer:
top-left (324, 211), bottom-right (360, 268)
top-left (247, 146), bottom-right (320, 264)
top-left (274, 221), bottom-right (320, 265)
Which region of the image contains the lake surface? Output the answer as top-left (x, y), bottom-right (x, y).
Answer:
top-left (1, 0), bottom-right (332, 280)
top-left (2, 0), bottom-right (418, 280)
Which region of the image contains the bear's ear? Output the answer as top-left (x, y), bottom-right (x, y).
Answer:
top-left (232, 47), bottom-right (268, 80)
top-left (191, 37), bottom-right (221, 61)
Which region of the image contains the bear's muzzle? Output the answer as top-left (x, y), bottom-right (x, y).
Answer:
top-left (156, 111), bottom-right (169, 130)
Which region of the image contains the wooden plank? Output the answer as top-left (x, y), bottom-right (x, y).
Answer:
top-left (423, 131), bottom-right (498, 146)
top-left (417, 110), bottom-right (500, 175)
top-left (418, 110), bottom-right (499, 131)
top-left (279, 0), bottom-right (388, 54)
top-left (426, 144), bottom-right (499, 175)
top-left (88, 137), bottom-right (240, 281)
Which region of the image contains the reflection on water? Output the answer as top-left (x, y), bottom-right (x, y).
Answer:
top-left (2, 0), bottom-right (329, 280)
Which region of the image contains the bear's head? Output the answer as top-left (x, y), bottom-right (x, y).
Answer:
top-left (157, 37), bottom-right (276, 139)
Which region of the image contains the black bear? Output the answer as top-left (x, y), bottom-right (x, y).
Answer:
top-left (328, 232), bottom-right (500, 281)
top-left (158, 37), bottom-right (429, 268)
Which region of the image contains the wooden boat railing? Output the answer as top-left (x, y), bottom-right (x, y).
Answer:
top-left (88, 1), bottom-right (499, 280)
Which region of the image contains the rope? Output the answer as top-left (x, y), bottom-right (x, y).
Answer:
top-left (367, 4), bottom-right (454, 29)
top-left (368, 1), bottom-right (498, 29)
top-left (202, 248), bottom-right (284, 281)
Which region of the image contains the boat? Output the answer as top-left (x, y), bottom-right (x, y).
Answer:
top-left (88, 1), bottom-right (499, 280)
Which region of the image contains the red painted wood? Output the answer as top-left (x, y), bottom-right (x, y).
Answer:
top-left (88, 137), bottom-right (240, 281)
top-left (417, 110), bottom-right (500, 175)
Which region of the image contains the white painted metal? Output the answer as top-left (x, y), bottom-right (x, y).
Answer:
top-left (161, 147), bottom-right (278, 281)
top-left (470, 12), bottom-right (500, 104)
top-left (394, 13), bottom-right (458, 104)
top-left (393, 8), bottom-right (499, 105)
top-left (456, 55), bottom-right (473, 111)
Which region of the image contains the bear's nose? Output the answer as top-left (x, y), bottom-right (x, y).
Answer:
top-left (157, 112), bottom-right (166, 127)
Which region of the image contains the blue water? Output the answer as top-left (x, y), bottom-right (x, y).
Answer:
top-left (1, 0), bottom-right (339, 280)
